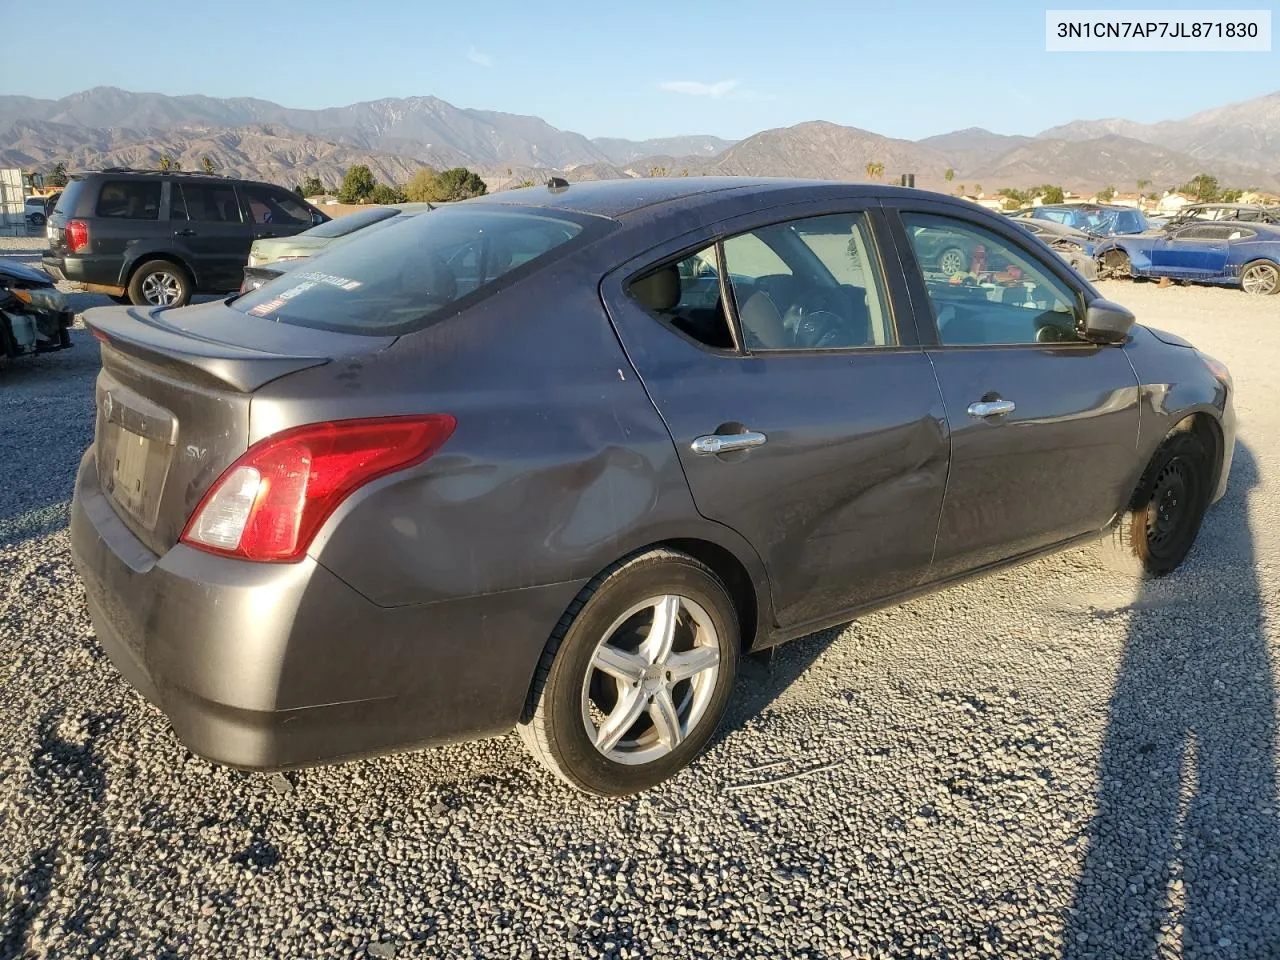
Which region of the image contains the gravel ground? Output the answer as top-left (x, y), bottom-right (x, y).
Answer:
top-left (1, 272), bottom-right (1278, 959)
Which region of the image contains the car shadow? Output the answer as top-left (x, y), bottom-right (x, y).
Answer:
top-left (1063, 440), bottom-right (1279, 958)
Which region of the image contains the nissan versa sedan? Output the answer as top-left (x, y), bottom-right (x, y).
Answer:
top-left (70, 179), bottom-right (1235, 796)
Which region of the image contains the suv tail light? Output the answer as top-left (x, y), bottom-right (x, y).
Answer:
top-left (181, 415), bottom-right (456, 562)
top-left (66, 219), bottom-right (89, 254)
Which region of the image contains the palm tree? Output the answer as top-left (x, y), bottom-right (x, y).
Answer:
top-left (865, 161), bottom-right (877, 180)
top-left (944, 168), bottom-right (955, 184)
top-left (202, 156), bottom-right (216, 174)
top-left (158, 154), bottom-right (172, 172)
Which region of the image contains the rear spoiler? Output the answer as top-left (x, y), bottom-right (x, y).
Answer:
top-left (84, 307), bottom-right (331, 393)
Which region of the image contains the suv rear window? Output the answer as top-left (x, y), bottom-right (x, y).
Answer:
top-left (95, 180), bottom-right (162, 220)
top-left (230, 206), bottom-right (597, 335)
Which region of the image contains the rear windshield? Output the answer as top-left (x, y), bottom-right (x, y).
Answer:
top-left (230, 205), bottom-right (597, 335)
top-left (305, 205), bottom-right (401, 238)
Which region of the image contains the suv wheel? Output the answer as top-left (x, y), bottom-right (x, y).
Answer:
top-left (129, 260), bottom-right (192, 308)
top-left (518, 549), bottom-right (739, 795)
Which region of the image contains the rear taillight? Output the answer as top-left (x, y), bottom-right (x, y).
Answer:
top-left (66, 219), bottom-right (89, 254)
top-left (180, 415), bottom-right (456, 563)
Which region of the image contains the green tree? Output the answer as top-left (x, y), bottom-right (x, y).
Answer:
top-left (1221, 188), bottom-right (1243, 203)
top-left (299, 175), bottom-right (325, 197)
top-left (1038, 184), bottom-right (1064, 204)
top-left (1137, 179), bottom-right (1150, 195)
top-left (957, 184), bottom-right (966, 195)
top-left (46, 162), bottom-right (68, 188)
top-left (202, 155), bottom-right (217, 174)
top-left (648, 165), bottom-right (669, 178)
top-left (1096, 185), bottom-right (1116, 203)
top-left (369, 183), bottom-right (407, 204)
top-left (944, 168), bottom-right (955, 184)
top-left (403, 167), bottom-right (442, 202)
top-left (1179, 173), bottom-right (1219, 202)
top-left (158, 154), bottom-right (172, 172)
top-left (428, 167), bottom-right (487, 201)
top-left (294, 184), bottom-right (305, 197)
top-left (338, 165), bottom-right (376, 203)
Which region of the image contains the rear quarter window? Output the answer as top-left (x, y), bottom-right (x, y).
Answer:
top-left (95, 180), bottom-right (162, 220)
top-left (230, 205), bottom-right (603, 335)
top-left (52, 180), bottom-right (87, 217)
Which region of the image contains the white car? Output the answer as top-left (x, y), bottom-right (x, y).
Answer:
top-left (24, 196), bottom-right (48, 225)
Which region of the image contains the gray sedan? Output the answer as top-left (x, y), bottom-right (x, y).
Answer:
top-left (70, 179), bottom-right (1235, 795)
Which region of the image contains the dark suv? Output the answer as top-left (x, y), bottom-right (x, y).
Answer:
top-left (42, 169), bottom-right (329, 308)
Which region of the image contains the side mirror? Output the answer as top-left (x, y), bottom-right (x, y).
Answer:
top-left (1082, 298), bottom-right (1135, 344)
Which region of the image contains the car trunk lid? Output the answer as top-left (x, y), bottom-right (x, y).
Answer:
top-left (84, 299), bottom-right (395, 556)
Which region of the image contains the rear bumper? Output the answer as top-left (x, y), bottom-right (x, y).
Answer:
top-left (42, 255), bottom-right (126, 296)
top-left (70, 449), bottom-right (582, 770)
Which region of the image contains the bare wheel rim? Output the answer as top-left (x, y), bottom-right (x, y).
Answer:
top-left (580, 594), bottom-right (721, 765)
top-left (1241, 263), bottom-right (1278, 295)
top-left (938, 248), bottom-right (966, 275)
top-left (141, 270), bottom-right (182, 306)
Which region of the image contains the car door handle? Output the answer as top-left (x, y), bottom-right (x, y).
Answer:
top-left (691, 432), bottom-right (767, 455)
top-left (967, 399), bottom-right (1016, 419)
top-left (174, 228), bottom-right (196, 237)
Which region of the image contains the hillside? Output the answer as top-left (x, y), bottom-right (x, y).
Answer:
top-left (2, 86), bottom-right (1277, 194)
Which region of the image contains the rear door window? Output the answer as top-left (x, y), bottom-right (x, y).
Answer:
top-left (172, 183), bottom-right (242, 222)
top-left (231, 205), bottom-right (596, 335)
top-left (95, 180), bottom-right (161, 220)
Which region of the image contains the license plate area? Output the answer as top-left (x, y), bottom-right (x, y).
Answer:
top-left (97, 380), bottom-right (178, 530)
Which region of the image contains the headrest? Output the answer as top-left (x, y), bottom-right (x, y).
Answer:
top-left (631, 265), bottom-right (681, 311)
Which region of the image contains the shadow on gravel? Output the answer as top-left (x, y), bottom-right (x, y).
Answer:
top-left (1064, 441), bottom-right (1280, 959)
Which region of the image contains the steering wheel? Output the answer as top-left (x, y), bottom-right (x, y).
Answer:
top-left (792, 310), bottom-right (848, 348)
top-left (783, 288), bottom-right (851, 347)
top-left (1035, 322), bottom-right (1072, 344)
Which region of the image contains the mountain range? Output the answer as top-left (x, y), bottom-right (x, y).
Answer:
top-left (1, 86), bottom-right (1277, 195)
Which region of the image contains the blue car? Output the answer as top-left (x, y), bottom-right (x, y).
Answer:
top-left (1011, 204), bottom-right (1152, 237)
top-left (1095, 221), bottom-right (1280, 295)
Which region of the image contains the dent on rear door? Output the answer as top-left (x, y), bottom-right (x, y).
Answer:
top-left (600, 211), bottom-right (951, 630)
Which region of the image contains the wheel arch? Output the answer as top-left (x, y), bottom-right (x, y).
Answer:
top-left (119, 250), bottom-right (198, 290)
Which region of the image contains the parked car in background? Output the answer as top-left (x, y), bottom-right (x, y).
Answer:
top-left (1164, 202), bottom-right (1280, 226)
top-left (24, 196), bottom-right (50, 227)
top-left (240, 202), bottom-right (434, 292)
top-left (0, 258), bottom-right (73, 364)
top-left (71, 179), bottom-right (1234, 796)
top-left (1010, 218), bottom-right (1099, 279)
top-left (1010, 204), bottom-right (1152, 237)
top-left (1095, 220), bottom-right (1280, 294)
top-left (42, 169), bottom-right (329, 308)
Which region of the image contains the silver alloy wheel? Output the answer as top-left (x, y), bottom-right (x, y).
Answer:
top-left (938, 248), bottom-right (967, 275)
top-left (580, 594), bottom-right (721, 765)
top-left (1241, 262), bottom-right (1279, 295)
top-left (141, 270), bottom-right (182, 306)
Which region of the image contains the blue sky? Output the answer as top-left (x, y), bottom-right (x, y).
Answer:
top-left (6, 0), bottom-right (1276, 141)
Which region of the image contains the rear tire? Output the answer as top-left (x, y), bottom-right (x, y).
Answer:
top-left (518, 549), bottom-right (739, 796)
top-left (128, 260), bottom-right (192, 308)
top-left (1104, 432), bottom-right (1212, 578)
top-left (1240, 260), bottom-right (1279, 296)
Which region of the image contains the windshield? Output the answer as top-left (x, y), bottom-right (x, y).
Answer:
top-left (231, 205), bottom-right (595, 335)
top-left (304, 205), bottom-right (402, 239)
